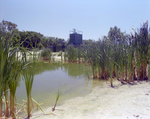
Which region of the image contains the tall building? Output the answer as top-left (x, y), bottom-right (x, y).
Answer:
top-left (69, 29), bottom-right (82, 45)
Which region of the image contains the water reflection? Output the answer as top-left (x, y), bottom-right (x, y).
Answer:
top-left (33, 62), bottom-right (91, 78)
top-left (16, 62), bottom-right (105, 113)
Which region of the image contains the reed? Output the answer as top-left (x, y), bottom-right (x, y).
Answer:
top-left (52, 84), bottom-right (65, 111)
top-left (41, 48), bottom-right (52, 62)
top-left (82, 42), bottom-right (96, 78)
top-left (0, 32), bottom-right (32, 118)
top-left (22, 65), bottom-right (34, 118)
top-left (80, 21), bottom-right (150, 87)
top-left (52, 89), bottom-right (62, 111)
top-left (65, 45), bottom-right (78, 62)
top-left (77, 46), bottom-right (82, 63)
top-left (0, 35), bottom-right (19, 117)
top-left (9, 61), bottom-right (23, 118)
top-left (64, 49), bottom-right (67, 62)
top-left (58, 51), bottom-right (63, 61)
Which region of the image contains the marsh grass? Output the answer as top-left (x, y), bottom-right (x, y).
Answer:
top-left (0, 35), bottom-right (20, 117)
top-left (80, 21), bottom-right (150, 87)
top-left (0, 32), bottom-right (32, 118)
top-left (52, 84), bottom-right (66, 111)
top-left (41, 48), bottom-right (52, 62)
top-left (22, 66), bottom-right (34, 118)
top-left (65, 45), bottom-right (78, 62)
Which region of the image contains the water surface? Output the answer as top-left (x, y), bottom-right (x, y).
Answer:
top-left (16, 62), bottom-right (105, 114)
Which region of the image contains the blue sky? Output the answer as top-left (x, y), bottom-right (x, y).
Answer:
top-left (0, 0), bottom-right (150, 40)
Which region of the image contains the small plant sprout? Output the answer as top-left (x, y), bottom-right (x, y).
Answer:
top-left (52, 84), bottom-right (66, 111)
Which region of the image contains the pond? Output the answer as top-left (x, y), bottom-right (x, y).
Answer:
top-left (16, 62), bottom-right (105, 115)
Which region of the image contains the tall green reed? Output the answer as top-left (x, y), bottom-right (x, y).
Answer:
top-left (65, 45), bottom-right (78, 62)
top-left (80, 21), bottom-right (150, 87)
top-left (0, 36), bottom-right (18, 117)
top-left (22, 65), bottom-right (34, 118)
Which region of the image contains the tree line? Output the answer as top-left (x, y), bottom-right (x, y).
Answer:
top-left (0, 20), bottom-right (66, 49)
top-left (0, 20), bottom-right (133, 50)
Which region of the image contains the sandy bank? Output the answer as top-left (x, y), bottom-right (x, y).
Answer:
top-left (16, 51), bottom-right (64, 62)
top-left (31, 80), bottom-right (150, 119)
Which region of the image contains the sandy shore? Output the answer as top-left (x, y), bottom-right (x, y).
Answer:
top-left (31, 80), bottom-right (150, 119)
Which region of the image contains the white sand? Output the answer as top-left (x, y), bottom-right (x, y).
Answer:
top-left (31, 80), bottom-right (150, 119)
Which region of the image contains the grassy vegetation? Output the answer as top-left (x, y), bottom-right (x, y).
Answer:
top-left (0, 35), bottom-right (20, 118)
top-left (52, 84), bottom-right (66, 112)
top-left (58, 51), bottom-right (63, 61)
top-left (52, 89), bottom-right (62, 111)
top-left (0, 34), bottom-right (42, 118)
top-left (22, 66), bottom-right (34, 118)
top-left (65, 21), bottom-right (150, 87)
top-left (40, 48), bottom-right (52, 62)
top-left (0, 34), bottom-right (26, 118)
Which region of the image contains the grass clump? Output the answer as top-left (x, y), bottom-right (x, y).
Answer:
top-left (41, 48), bottom-right (52, 62)
top-left (52, 84), bottom-right (66, 111)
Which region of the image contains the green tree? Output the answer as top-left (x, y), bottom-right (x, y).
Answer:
top-left (0, 20), bottom-right (18, 39)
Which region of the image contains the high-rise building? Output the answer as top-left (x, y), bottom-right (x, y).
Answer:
top-left (69, 29), bottom-right (82, 45)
